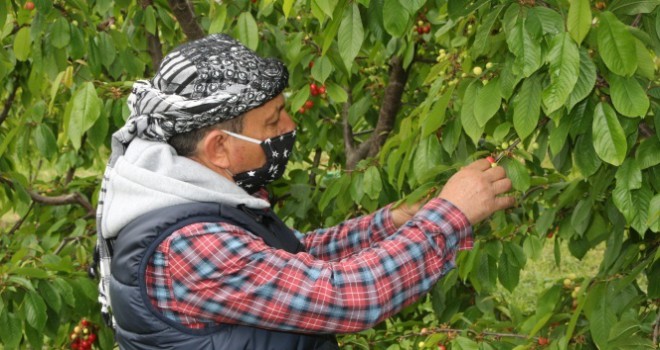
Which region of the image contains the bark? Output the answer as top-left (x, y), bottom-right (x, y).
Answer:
top-left (345, 56), bottom-right (409, 170)
top-left (167, 0), bottom-right (205, 41)
top-left (140, 0), bottom-right (164, 70)
top-left (0, 79), bottom-right (19, 127)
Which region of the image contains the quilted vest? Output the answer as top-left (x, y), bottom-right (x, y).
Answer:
top-left (109, 202), bottom-right (339, 350)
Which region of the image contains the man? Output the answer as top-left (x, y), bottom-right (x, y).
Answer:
top-left (96, 34), bottom-right (514, 349)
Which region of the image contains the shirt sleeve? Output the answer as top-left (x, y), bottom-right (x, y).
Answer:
top-left (294, 204), bottom-right (399, 261)
top-left (148, 198), bottom-right (472, 334)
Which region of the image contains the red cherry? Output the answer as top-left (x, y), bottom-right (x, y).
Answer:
top-left (88, 334), bottom-right (97, 343)
top-left (486, 156), bottom-right (496, 164)
top-left (318, 85), bottom-right (326, 94)
top-left (24, 1), bottom-right (35, 10)
top-left (251, 0), bottom-right (257, 3)
top-left (81, 319), bottom-right (89, 327)
top-left (417, 26), bottom-right (424, 34)
top-left (308, 60), bottom-right (314, 69)
top-left (310, 83), bottom-right (319, 96)
top-left (424, 25), bottom-right (431, 33)
top-left (298, 107), bottom-right (306, 114)
top-left (305, 100), bottom-right (314, 109)
top-left (538, 337), bottom-right (549, 345)
top-left (438, 345), bottom-right (446, 350)
top-left (547, 232), bottom-right (554, 238)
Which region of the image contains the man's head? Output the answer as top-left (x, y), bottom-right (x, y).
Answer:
top-left (117, 34), bottom-right (295, 189)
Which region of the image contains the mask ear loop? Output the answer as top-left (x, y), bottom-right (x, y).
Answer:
top-left (221, 130), bottom-right (262, 144)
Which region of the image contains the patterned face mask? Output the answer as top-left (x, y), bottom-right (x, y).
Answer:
top-left (222, 130), bottom-right (296, 193)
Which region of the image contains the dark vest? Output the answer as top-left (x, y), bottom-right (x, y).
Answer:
top-left (109, 202), bottom-right (339, 350)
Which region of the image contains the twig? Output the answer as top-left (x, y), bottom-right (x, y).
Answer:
top-left (653, 310), bottom-right (660, 346)
top-left (631, 13), bottom-right (643, 27)
top-left (309, 148), bottom-right (322, 186)
top-left (54, 236), bottom-right (84, 255)
top-left (167, 0), bottom-right (205, 41)
top-left (0, 77), bottom-right (19, 127)
top-left (6, 202), bottom-right (34, 236)
top-left (639, 122), bottom-right (654, 139)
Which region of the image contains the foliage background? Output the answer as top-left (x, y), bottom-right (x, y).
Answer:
top-left (0, 0), bottom-right (658, 349)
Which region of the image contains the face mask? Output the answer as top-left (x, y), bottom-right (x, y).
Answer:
top-left (222, 130), bottom-right (296, 193)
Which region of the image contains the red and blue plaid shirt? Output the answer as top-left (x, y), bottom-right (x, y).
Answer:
top-left (145, 196), bottom-right (472, 334)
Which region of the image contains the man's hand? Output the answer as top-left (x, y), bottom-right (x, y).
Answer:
top-left (438, 158), bottom-right (514, 225)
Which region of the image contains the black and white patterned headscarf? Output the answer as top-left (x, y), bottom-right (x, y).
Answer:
top-left (95, 34), bottom-right (288, 327)
top-left (115, 33), bottom-right (289, 147)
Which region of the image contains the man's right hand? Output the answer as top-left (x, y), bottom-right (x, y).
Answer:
top-left (438, 158), bottom-right (515, 225)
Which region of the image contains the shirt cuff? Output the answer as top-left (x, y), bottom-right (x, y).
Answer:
top-left (412, 197), bottom-right (473, 251)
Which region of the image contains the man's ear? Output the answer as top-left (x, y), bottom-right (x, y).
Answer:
top-left (198, 129), bottom-right (231, 169)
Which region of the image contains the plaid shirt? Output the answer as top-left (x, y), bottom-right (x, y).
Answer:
top-left (145, 197), bottom-right (472, 334)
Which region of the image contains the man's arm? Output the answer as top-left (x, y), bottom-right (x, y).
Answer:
top-left (298, 158), bottom-right (512, 261)
top-left (148, 197), bottom-right (471, 334)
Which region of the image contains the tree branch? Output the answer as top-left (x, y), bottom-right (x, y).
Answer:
top-left (308, 148), bottom-right (322, 186)
top-left (28, 190), bottom-right (95, 215)
top-left (346, 55), bottom-right (409, 170)
top-left (6, 202), bottom-right (34, 236)
top-left (167, 0), bottom-right (205, 41)
top-left (140, 0), bottom-right (164, 70)
top-left (0, 78), bottom-right (19, 127)
top-left (342, 88), bottom-right (355, 154)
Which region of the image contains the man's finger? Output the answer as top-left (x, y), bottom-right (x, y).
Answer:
top-left (492, 178), bottom-right (512, 195)
top-left (484, 165), bottom-right (507, 182)
top-left (466, 158), bottom-right (492, 171)
top-left (493, 195), bottom-right (516, 211)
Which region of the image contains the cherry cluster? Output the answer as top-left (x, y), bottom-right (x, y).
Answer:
top-left (414, 11), bottom-right (431, 35)
top-left (299, 83), bottom-right (326, 114)
top-left (69, 319), bottom-right (97, 350)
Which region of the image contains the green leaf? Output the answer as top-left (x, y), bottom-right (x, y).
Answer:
top-left (501, 157), bottom-right (530, 192)
top-left (38, 281), bottom-right (62, 313)
top-left (324, 81), bottom-right (347, 103)
top-left (474, 78), bottom-right (501, 127)
top-left (311, 56), bottom-right (334, 84)
top-left (592, 102), bottom-right (627, 166)
top-left (25, 291), bottom-right (47, 331)
top-left (635, 39), bottom-right (656, 79)
top-left (648, 194), bottom-right (660, 232)
top-left (282, 0), bottom-right (294, 17)
top-left (235, 12), bottom-right (259, 50)
top-left (589, 304), bottom-right (617, 350)
top-left (338, 3), bottom-right (364, 71)
top-left (383, 0), bottom-right (409, 37)
top-left (610, 0), bottom-right (660, 15)
top-left (313, 0), bottom-right (338, 18)
top-left (567, 0), bottom-right (591, 45)
top-left (471, 5), bottom-right (504, 57)
top-left (636, 137), bottom-right (660, 169)
top-left (412, 136), bottom-right (443, 184)
top-left (513, 74), bottom-right (542, 141)
top-left (421, 85), bottom-right (454, 138)
top-left (67, 82), bottom-right (102, 150)
top-left (0, 311), bottom-right (22, 348)
top-left (542, 33), bottom-right (580, 114)
top-left (460, 81), bottom-right (484, 145)
top-left (50, 17), bottom-right (71, 49)
top-left (615, 158), bottom-right (642, 190)
top-left (530, 7), bottom-right (564, 35)
top-left (363, 166), bottom-right (382, 200)
top-left (13, 27), bottom-right (32, 61)
top-left (144, 5), bottom-right (157, 34)
top-left (566, 49), bottom-right (597, 112)
top-left (452, 336), bottom-right (480, 350)
top-left (608, 74), bottom-right (650, 118)
top-left (571, 198), bottom-right (593, 236)
top-left (597, 11), bottom-right (637, 76)
top-left (506, 17), bottom-right (542, 77)
top-left (97, 32), bottom-right (117, 69)
top-left (34, 124), bottom-right (57, 159)
top-left (209, 5), bottom-right (227, 34)
top-left (631, 185), bottom-right (653, 235)
top-left (573, 133), bottom-right (602, 177)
